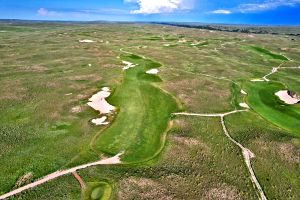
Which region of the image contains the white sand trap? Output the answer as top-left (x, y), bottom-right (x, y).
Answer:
top-left (146, 68), bottom-right (159, 75)
top-left (122, 61), bottom-right (136, 70)
top-left (241, 90), bottom-right (247, 95)
top-left (239, 103), bottom-right (250, 109)
top-left (101, 87), bottom-right (110, 92)
top-left (65, 93), bottom-right (73, 96)
top-left (87, 87), bottom-right (115, 114)
top-left (251, 78), bottom-right (265, 82)
top-left (275, 90), bottom-right (300, 105)
top-left (0, 30), bottom-right (7, 33)
top-left (190, 42), bottom-right (200, 46)
top-left (163, 44), bottom-right (170, 47)
top-left (79, 39), bottom-right (95, 43)
top-left (178, 39), bottom-right (187, 43)
top-left (91, 116), bottom-right (109, 125)
top-left (88, 64), bottom-right (92, 67)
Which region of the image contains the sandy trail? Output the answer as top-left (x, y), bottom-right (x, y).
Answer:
top-left (220, 116), bottom-right (267, 200)
top-left (173, 109), bottom-right (247, 117)
top-left (260, 62), bottom-right (300, 82)
top-left (174, 110), bottom-right (267, 200)
top-left (72, 171), bottom-right (86, 189)
top-left (0, 153), bottom-right (123, 200)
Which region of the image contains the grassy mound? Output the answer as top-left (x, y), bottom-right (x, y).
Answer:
top-left (245, 81), bottom-right (300, 137)
top-left (95, 54), bottom-right (178, 162)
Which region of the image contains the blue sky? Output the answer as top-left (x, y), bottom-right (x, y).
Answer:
top-left (0, 0), bottom-right (299, 25)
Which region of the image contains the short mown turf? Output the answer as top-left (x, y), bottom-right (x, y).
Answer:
top-left (95, 54), bottom-right (178, 163)
top-left (245, 81), bottom-right (300, 137)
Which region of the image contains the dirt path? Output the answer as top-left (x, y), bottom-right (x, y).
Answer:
top-left (262, 62), bottom-right (300, 81)
top-left (72, 171), bottom-right (86, 189)
top-left (174, 110), bottom-right (267, 200)
top-left (0, 153), bottom-right (123, 200)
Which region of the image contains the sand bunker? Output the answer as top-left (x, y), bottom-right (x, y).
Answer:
top-left (275, 90), bottom-right (300, 105)
top-left (91, 116), bottom-right (109, 125)
top-left (190, 42), bottom-right (200, 46)
top-left (146, 69), bottom-right (159, 75)
top-left (241, 90), bottom-right (247, 95)
top-left (239, 102), bottom-right (250, 109)
top-left (251, 78), bottom-right (265, 82)
top-left (87, 87), bottom-right (115, 114)
top-left (122, 61), bottom-right (136, 70)
top-left (79, 39), bottom-right (95, 43)
top-left (163, 44), bottom-right (170, 47)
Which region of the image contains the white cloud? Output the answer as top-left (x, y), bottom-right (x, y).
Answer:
top-left (211, 9), bottom-right (232, 14)
top-left (210, 0), bottom-right (300, 15)
top-left (128, 0), bottom-right (194, 14)
top-left (238, 0), bottom-right (300, 13)
top-left (37, 8), bottom-right (61, 17)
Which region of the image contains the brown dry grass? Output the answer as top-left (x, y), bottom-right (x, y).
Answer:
top-left (118, 177), bottom-right (173, 200)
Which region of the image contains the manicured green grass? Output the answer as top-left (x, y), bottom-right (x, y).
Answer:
top-left (246, 46), bottom-right (289, 61)
top-left (95, 54), bottom-right (178, 162)
top-left (83, 181), bottom-right (112, 200)
top-left (244, 81), bottom-right (300, 137)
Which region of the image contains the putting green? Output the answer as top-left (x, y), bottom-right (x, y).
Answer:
top-left (245, 81), bottom-right (300, 137)
top-left (83, 182), bottom-right (112, 200)
top-left (94, 54), bottom-right (178, 163)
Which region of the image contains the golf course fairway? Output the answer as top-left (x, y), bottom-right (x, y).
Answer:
top-left (94, 53), bottom-right (178, 163)
top-left (245, 81), bottom-right (300, 137)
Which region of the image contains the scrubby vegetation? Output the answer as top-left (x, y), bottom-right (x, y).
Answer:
top-left (0, 22), bottom-right (299, 199)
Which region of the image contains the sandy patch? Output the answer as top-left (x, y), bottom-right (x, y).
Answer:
top-left (173, 136), bottom-right (200, 146)
top-left (118, 177), bottom-right (172, 200)
top-left (122, 61), bottom-right (136, 70)
top-left (91, 116), bottom-right (109, 126)
top-left (239, 102), bottom-right (250, 109)
top-left (65, 93), bottom-right (72, 96)
top-left (163, 44), bottom-right (171, 47)
top-left (71, 105), bottom-right (82, 113)
top-left (241, 89), bottom-right (247, 95)
top-left (146, 68), bottom-right (159, 74)
top-left (275, 90), bottom-right (300, 104)
top-left (190, 42), bottom-right (200, 46)
top-left (14, 172), bottom-right (33, 188)
top-left (88, 63), bottom-right (92, 67)
top-left (251, 78), bottom-right (265, 82)
top-left (278, 143), bottom-right (300, 164)
top-left (178, 38), bottom-right (187, 43)
top-left (202, 186), bottom-right (242, 200)
top-left (19, 65), bottom-right (48, 72)
top-left (87, 87), bottom-right (115, 114)
top-left (79, 39), bottom-right (95, 43)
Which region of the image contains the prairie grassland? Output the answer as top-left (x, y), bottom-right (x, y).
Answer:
top-left (0, 23), bottom-right (299, 199)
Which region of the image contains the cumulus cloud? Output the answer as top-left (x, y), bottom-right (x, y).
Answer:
top-left (211, 9), bottom-right (232, 14)
top-left (127, 0), bottom-right (194, 14)
top-left (37, 8), bottom-right (61, 17)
